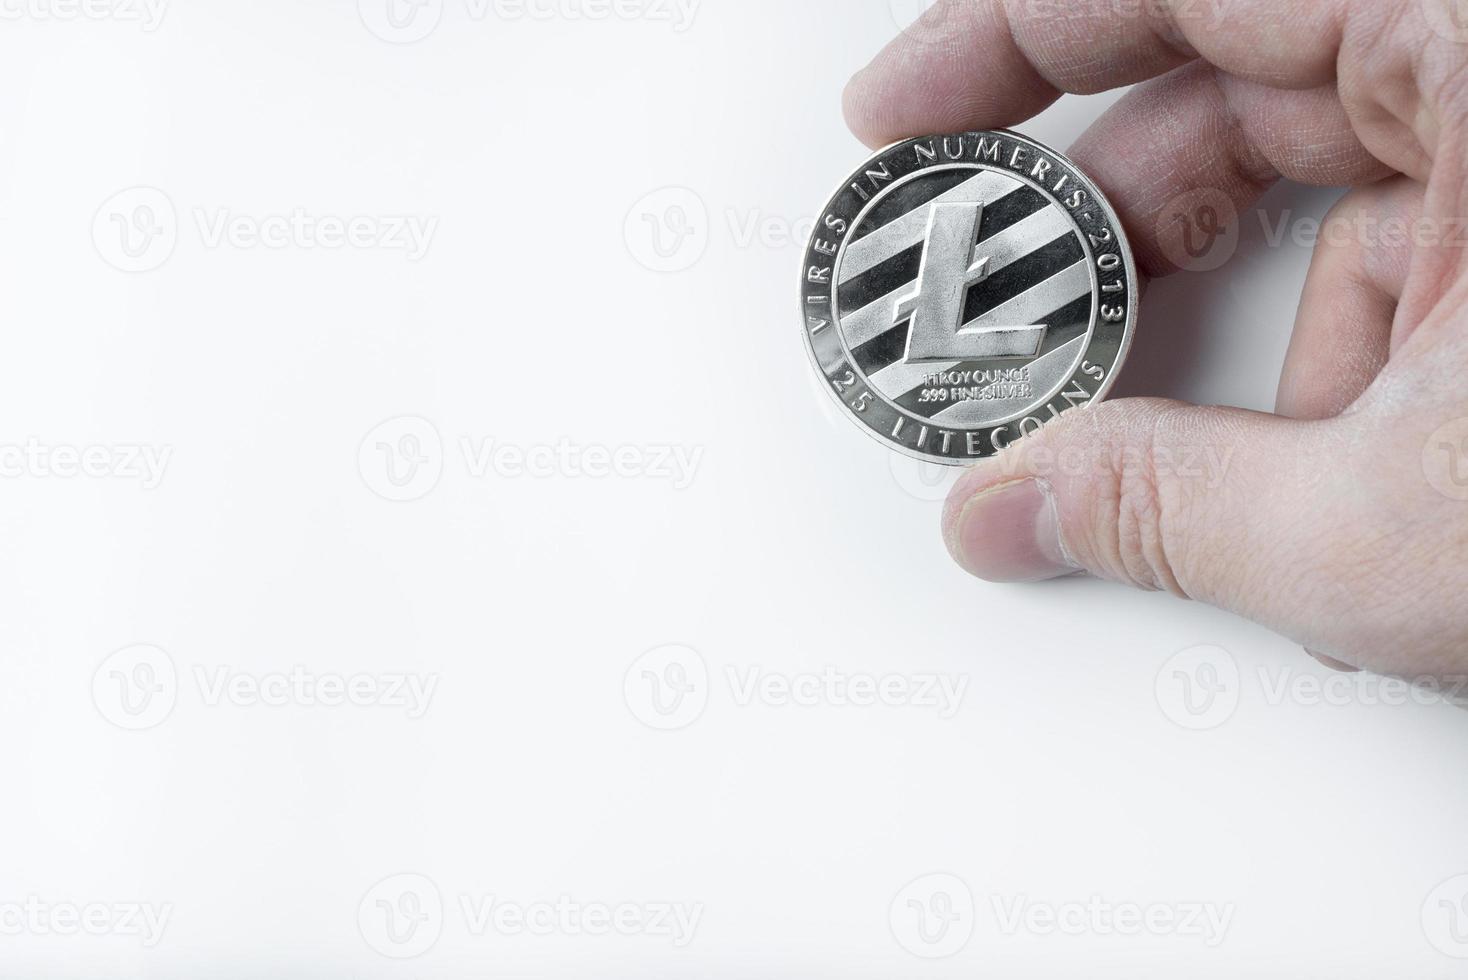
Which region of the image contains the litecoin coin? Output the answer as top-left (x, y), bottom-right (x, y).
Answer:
top-left (799, 131), bottom-right (1138, 465)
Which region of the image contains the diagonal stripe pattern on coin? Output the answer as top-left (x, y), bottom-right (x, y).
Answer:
top-left (800, 131), bottom-right (1138, 465)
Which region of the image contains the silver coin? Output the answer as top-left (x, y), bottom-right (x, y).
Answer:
top-left (799, 130), bottom-right (1138, 465)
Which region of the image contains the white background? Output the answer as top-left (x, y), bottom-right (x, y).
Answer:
top-left (1, 0), bottom-right (1467, 976)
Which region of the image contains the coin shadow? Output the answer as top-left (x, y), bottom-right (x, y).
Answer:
top-left (1106, 183), bottom-right (1345, 409)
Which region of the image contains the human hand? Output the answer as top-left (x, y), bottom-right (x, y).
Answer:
top-left (846, 0), bottom-right (1468, 677)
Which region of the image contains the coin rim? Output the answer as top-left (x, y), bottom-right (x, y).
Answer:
top-left (798, 129), bottom-right (1139, 466)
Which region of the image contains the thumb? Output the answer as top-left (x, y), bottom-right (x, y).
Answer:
top-left (941, 398), bottom-right (1337, 613)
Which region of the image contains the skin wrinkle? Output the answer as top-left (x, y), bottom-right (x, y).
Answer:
top-left (1138, 406), bottom-right (1185, 596)
top-left (1339, 1), bottom-right (1432, 178)
top-left (1006, 0), bottom-right (1182, 94)
top-left (1068, 65), bottom-right (1368, 276)
top-left (1399, 152), bottom-right (1468, 346)
top-left (1140, 0), bottom-right (1199, 64)
top-left (1221, 79), bottom-right (1387, 184)
top-left (1209, 69), bottom-right (1283, 187)
top-left (1277, 180), bottom-right (1419, 420)
top-left (1152, 404), bottom-right (1243, 602)
top-left (1158, 0), bottom-right (1342, 90)
top-left (850, 0), bottom-right (1468, 672)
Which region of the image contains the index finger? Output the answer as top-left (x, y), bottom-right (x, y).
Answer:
top-left (844, 0), bottom-right (1344, 148)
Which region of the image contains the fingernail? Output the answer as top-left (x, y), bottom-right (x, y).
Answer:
top-left (1305, 648), bottom-right (1361, 673)
top-left (943, 478), bottom-right (1076, 583)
